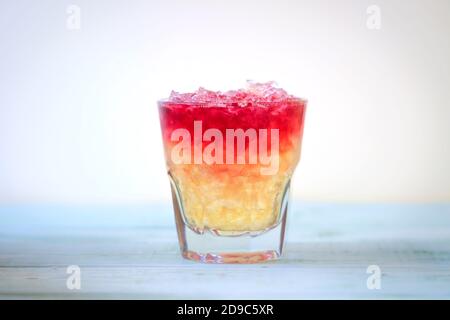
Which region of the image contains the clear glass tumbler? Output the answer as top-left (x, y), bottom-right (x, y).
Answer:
top-left (158, 86), bottom-right (306, 263)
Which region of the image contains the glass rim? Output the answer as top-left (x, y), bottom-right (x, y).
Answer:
top-left (157, 97), bottom-right (308, 107)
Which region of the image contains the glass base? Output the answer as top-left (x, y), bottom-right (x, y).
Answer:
top-left (170, 178), bottom-right (289, 264)
top-left (183, 250), bottom-right (280, 264)
top-left (181, 223), bottom-right (285, 263)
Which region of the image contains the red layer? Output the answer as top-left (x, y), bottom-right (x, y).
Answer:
top-left (159, 100), bottom-right (306, 155)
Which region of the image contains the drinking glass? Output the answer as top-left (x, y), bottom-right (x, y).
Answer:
top-left (158, 91), bottom-right (306, 263)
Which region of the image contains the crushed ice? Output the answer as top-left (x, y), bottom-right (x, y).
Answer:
top-left (167, 81), bottom-right (297, 106)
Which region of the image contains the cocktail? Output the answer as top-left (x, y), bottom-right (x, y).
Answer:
top-left (158, 82), bottom-right (306, 263)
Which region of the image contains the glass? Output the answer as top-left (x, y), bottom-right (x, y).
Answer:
top-left (158, 93), bottom-right (306, 263)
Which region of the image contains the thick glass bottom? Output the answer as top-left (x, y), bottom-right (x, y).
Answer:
top-left (180, 222), bottom-right (287, 263)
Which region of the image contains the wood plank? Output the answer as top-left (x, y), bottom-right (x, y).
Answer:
top-left (0, 203), bottom-right (449, 299)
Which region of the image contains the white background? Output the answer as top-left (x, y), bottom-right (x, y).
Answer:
top-left (1, 0), bottom-right (449, 204)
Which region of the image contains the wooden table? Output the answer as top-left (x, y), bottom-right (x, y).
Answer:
top-left (0, 203), bottom-right (449, 299)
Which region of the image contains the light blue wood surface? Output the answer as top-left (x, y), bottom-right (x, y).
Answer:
top-left (0, 203), bottom-right (449, 299)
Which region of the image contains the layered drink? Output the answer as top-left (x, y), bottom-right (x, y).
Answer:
top-left (158, 82), bottom-right (306, 263)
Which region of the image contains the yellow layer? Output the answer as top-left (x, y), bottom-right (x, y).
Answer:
top-left (168, 149), bottom-right (300, 232)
